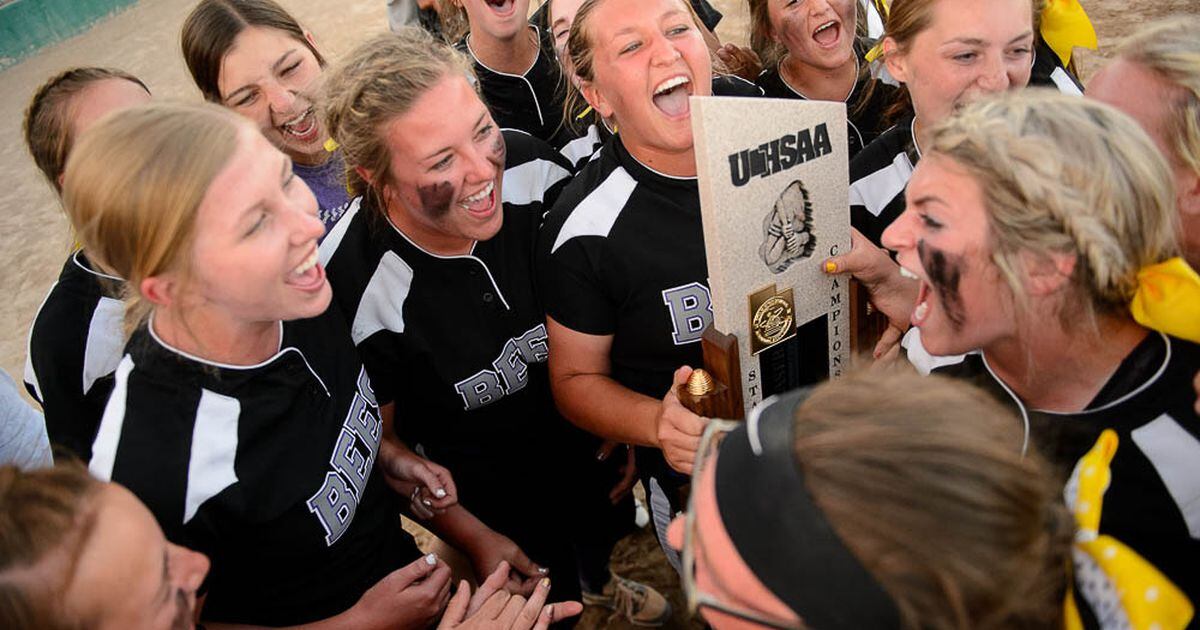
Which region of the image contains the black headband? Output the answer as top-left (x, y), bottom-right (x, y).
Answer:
top-left (714, 388), bottom-right (901, 629)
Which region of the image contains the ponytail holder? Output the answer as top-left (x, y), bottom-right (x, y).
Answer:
top-left (1130, 257), bottom-right (1200, 344)
top-left (1040, 0), bottom-right (1097, 67)
top-left (323, 138), bottom-right (339, 153)
top-left (1063, 430), bottom-right (1194, 630)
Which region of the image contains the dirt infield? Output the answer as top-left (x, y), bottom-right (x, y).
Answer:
top-left (0, 1), bottom-right (1196, 628)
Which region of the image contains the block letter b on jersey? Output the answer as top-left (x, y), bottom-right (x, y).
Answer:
top-left (661, 282), bottom-right (714, 345)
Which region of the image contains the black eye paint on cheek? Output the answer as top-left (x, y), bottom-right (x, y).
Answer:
top-left (417, 181), bottom-right (456, 218)
top-left (918, 239), bottom-right (966, 330)
top-left (489, 134), bottom-right (506, 169)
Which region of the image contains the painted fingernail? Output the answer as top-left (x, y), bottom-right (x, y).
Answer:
top-left (543, 605), bottom-right (554, 622)
top-left (537, 567), bottom-right (549, 574)
top-left (824, 261), bottom-right (837, 273)
top-left (541, 578), bottom-right (551, 589)
top-left (425, 553), bottom-right (438, 566)
top-left (434, 488), bottom-right (447, 498)
top-left (422, 499), bottom-right (433, 507)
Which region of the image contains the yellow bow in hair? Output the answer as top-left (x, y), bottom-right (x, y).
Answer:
top-left (1130, 257), bottom-right (1200, 344)
top-left (324, 138), bottom-right (340, 153)
top-left (863, 0), bottom-right (890, 64)
top-left (1040, 0), bottom-right (1097, 67)
top-left (1063, 430), bottom-right (1194, 630)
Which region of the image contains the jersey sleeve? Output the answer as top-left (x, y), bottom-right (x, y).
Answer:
top-left (24, 290), bottom-right (112, 461)
top-left (536, 206), bottom-right (618, 336)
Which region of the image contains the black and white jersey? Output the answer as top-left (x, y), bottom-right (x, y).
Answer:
top-left (848, 116), bottom-right (918, 246)
top-left (538, 134), bottom-right (710, 404)
top-left (318, 130), bottom-right (590, 595)
top-left (319, 130), bottom-right (574, 475)
top-left (538, 133), bottom-right (714, 567)
top-left (907, 329), bottom-right (1200, 601)
top-left (755, 45), bottom-right (899, 159)
top-left (458, 27), bottom-right (569, 149)
top-left (89, 307), bottom-right (420, 626)
top-left (24, 251), bottom-right (124, 461)
top-left (1030, 35), bottom-right (1083, 96)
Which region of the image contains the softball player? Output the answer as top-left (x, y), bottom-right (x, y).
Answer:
top-left (748, 0), bottom-right (899, 158)
top-left (65, 102), bottom-right (463, 627)
top-left (22, 67), bottom-right (150, 460)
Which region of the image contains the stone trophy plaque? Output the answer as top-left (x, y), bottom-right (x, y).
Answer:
top-left (684, 96), bottom-right (852, 419)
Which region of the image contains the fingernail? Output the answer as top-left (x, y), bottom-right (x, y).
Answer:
top-left (537, 567), bottom-right (549, 574)
top-left (824, 260), bottom-right (837, 273)
top-left (540, 578), bottom-right (551, 589)
top-left (425, 553), bottom-right (438, 566)
top-left (422, 499), bottom-right (433, 507)
top-left (543, 605), bottom-right (554, 622)
top-left (434, 488), bottom-right (447, 498)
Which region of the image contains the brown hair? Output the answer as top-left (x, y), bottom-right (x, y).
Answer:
top-left (929, 91), bottom-right (1179, 329)
top-left (322, 29), bottom-right (476, 215)
top-left (22, 67), bottom-right (149, 194)
top-left (0, 462), bottom-right (102, 630)
top-left (880, 0), bottom-right (1042, 123)
top-left (62, 102), bottom-right (244, 333)
top-left (436, 0), bottom-right (471, 44)
top-left (793, 368), bottom-right (1070, 629)
top-left (181, 0), bottom-right (326, 103)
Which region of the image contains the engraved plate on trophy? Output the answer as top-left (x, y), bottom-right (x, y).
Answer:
top-left (690, 96), bottom-right (851, 418)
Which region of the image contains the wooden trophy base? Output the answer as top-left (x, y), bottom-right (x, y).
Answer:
top-left (677, 326), bottom-right (746, 420)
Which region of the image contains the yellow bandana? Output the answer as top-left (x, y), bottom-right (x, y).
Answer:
top-left (1130, 257), bottom-right (1200, 344)
top-left (1040, 0), bottom-right (1098, 67)
top-left (1064, 431), bottom-right (1194, 630)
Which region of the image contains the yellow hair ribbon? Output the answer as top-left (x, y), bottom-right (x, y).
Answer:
top-left (1040, 0), bottom-right (1097, 67)
top-left (1130, 257), bottom-right (1200, 344)
top-left (323, 138), bottom-right (339, 153)
top-left (863, 0), bottom-right (889, 63)
top-left (1063, 431), bottom-right (1194, 630)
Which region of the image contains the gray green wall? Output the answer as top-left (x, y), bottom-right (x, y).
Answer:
top-left (0, 0), bottom-right (137, 70)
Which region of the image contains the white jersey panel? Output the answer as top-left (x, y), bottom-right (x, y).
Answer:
top-left (90, 354), bottom-right (135, 480)
top-left (550, 167), bottom-right (638, 253)
top-left (351, 251), bottom-right (415, 345)
top-left (184, 389), bottom-right (241, 524)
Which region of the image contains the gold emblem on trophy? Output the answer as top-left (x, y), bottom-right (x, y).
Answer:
top-left (749, 284), bottom-right (797, 354)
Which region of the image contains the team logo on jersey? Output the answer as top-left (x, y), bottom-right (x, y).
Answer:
top-left (454, 325), bottom-right (549, 411)
top-left (662, 282), bottom-right (714, 345)
top-left (306, 368), bottom-right (382, 546)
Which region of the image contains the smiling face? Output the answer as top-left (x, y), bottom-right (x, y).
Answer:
top-left (64, 484), bottom-right (209, 630)
top-left (376, 74), bottom-right (506, 255)
top-left (461, 0), bottom-right (532, 40)
top-left (218, 26), bottom-right (326, 165)
top-left (173, 126), bottom-right (329, 325)
top-left (768, 0), bottom-right (857, 72)
top-left (884, 0), bottom-right (1033, 130)
top-left (580, 0), bottom-right (712, 168)
top-left (881, 154), bottom-right (1016, 356)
